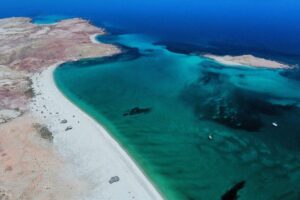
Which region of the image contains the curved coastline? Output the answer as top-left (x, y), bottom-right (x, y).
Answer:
top-left (90, 33), bottom-right (101, 44)
top-left (29, 36), bottom-right (164, 199)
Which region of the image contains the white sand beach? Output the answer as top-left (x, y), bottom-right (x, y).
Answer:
top-left (30, 63), bottom-right (164, 200)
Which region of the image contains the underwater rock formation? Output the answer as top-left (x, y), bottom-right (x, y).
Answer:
top-left (180, 70), bottom-right (295, 132)
top-left (123, 107), bottom-right (151, 116)
top-left (221, 181), bottom-right (246, 200)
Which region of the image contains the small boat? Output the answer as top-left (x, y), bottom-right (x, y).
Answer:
top-left (272, 122), bottom-right (278, 127)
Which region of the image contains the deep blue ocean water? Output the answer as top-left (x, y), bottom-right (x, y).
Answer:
top-left (2, 1), bottom-right (300, 199)
top-left (1, 0), bottom-right (300, 57)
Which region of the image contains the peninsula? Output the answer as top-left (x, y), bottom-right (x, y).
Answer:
top-left (0, 17), bottom-right (163, 200)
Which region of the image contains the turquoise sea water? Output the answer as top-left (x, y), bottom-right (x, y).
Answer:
top-left (1, 1), bottom-right (300, 198)
top-left (55, 34), bottom-right (300, 200)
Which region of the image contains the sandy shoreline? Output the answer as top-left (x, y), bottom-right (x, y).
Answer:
top-left (30, 62), bottom-right (164, 200)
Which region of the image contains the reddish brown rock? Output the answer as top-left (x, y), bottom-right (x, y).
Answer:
top-left (0, 17), bottom-right (119, 118)
top-left (0, 17), bottom-right (119, 72)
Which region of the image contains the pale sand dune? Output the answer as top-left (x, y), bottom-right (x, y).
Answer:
top-left (204, 54), bottom-right (291, 69)
top-left (29, 63), bottom-right (164, 200)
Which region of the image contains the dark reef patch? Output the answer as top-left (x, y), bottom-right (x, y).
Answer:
top-left (221, 181), bottom-right (246, 200)
top-left (280, 67), bottom-right (300, 81)
top-left (123, 107), bottom-right (151, 116)
top-left (144, 49), bottom-right (155, 53)
top-left (141, 49), bottom-right (159, 56)
top-left (198, 71), bottom-right (224, 85)
top-left (200, 60), bottom-right (226, 70)
top-left (238, 74), bottom-right (245, 78)
top-left (180, 70), bottom-right (296, 132)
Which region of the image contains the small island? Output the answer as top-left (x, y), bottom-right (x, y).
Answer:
top-left (204, 54), bottom-right (291, 69)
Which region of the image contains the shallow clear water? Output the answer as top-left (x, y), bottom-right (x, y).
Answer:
top-left (55, 34), bottom-right (300, 200)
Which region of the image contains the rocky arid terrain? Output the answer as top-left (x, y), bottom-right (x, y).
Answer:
top-left (0, 17), bottom-right (119, 124)
top-left (0, 17), bottom-right (119, 199)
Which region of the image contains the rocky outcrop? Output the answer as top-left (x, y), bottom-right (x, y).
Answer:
top-left (109, 176), bottom-right (120, 184)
